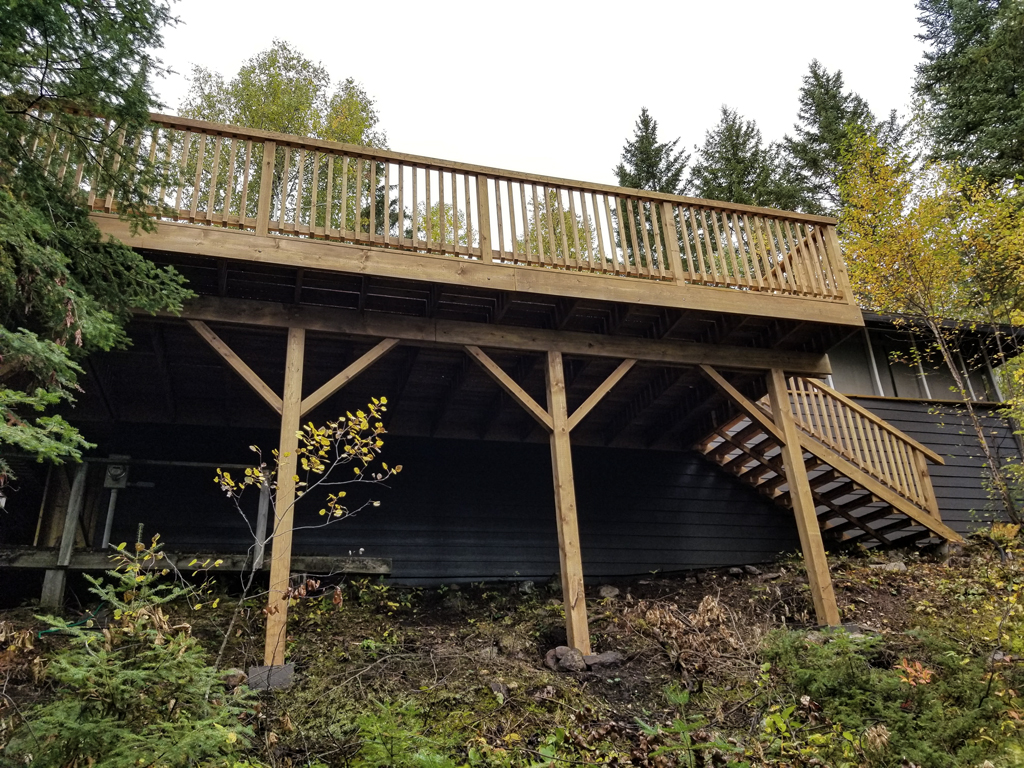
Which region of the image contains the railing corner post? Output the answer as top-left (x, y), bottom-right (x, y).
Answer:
top-left (255, 140), bottom-right (276, 237)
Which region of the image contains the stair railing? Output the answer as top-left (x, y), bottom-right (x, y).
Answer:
top-left (783, 376), bottom-right (944, 516)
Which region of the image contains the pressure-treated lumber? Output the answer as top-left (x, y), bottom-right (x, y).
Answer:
top-left (96, 215), bottom-right (865, 328)
top-left (187, 320), bottom-right (283, 414)
top-left (546, 351), bottom-right (591, 654)
top-left (39, 463), bottom-right (88, 608)
top-left (264, 328), bottom-right (305, 667)
top-left (464, 346), bottom-right (553, 430)
top-left (300, 338), bottom-right (400, 417)
top-left (164, 296), bottom-right (834, 376)
top-left (566, 359), bottom-right (636, 432)
top-left (766, 368), bottom-right (841, 627)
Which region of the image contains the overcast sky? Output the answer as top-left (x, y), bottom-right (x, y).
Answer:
top-left (154, 0), bottom-right (927, 186)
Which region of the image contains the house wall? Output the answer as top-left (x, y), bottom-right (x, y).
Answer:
top-left (9, 424), bottom-right (799, 584)
top-left (853, 398), bottom-right (1019, 532)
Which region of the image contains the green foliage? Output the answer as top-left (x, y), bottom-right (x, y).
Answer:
top-left (181, 39), bottom-right (385, 147)
top-left (916, 0), bottom-right (1024, 183)
top-left (762, 627), bottom-right (1024, 767)
top-left (352, 700), bottom-right (460, 768)
top-left (614, 107), bottom-right (688, 194)
top-left (3, 538), bottom-right (253, 767)
top-left (690, 106), bottom-right (807, 211)
top-left (784, 60), bottom-right (903, 215)
top-left (0, 0), bottom-right (193, 484)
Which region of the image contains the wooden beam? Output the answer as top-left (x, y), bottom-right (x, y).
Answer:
top-left (300, 338), bottom-right (399, 417)
top-left (698, 365), bottom-right (783, 441)
top-left (164, 296), bottom-right (834, 376)
top-left (187, 320), bottom-right (283, 414)
top-left (566, 359), bottom-right (636, 432)
top-left (767, 368), bottom-right (841, 627)
top-left (264, 327), bottom-right (305, 667)
top-left (99, 214), bottom-right (865, 328)
top-left (546, 350), bottom-right (591, 654)
top-left (465, 346), bottom-right (553, 430)
top-left (2, 547), bottom-right (391, 574)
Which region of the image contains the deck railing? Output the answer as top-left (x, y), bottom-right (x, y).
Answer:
top-left (782, 376), bottom-right (943, 514)
top-left (31, 112), bottom-right (853, 303)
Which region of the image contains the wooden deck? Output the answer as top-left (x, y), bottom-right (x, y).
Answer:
top-left (54, 113), bottom-right (864, 327)
top-left (15, 111), bottom-right (960, 666)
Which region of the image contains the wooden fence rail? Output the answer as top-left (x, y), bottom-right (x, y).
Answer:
top-left (28, 112), bottom-right (854, 304)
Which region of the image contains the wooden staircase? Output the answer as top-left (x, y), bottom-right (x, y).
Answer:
top-left (696, 371), bottom-right (962, 548)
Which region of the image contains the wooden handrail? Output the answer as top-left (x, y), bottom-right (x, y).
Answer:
top-left (784, 376), bottom-right (944, 516)
top-left (34, 111), bottom-right (852, 304)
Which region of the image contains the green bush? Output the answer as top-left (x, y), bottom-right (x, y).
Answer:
top-left (3, 539), bottom-right (254, 768)
top-left (763, 628), bottom-right (1024, 767)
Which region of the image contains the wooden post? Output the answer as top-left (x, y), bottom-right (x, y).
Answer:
top-left (40, 463), bottom-right (88, 608)
top-left (766, 368), bottom-right (840, 627)
top-left (545, 350), bottom-right (591, 654)
top-left (913, 451), bottom-right (942, 520)
top-left (263, 327), bottom-right (305, 666)
top-left (255, 141), bottom-right (276, 237)
top-left (476, 175), bottom-right (492, 262)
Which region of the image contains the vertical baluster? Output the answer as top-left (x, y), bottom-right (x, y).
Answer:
top-left (618, 197), bottom-right (637, 275)
top-left (56, 138), bottom-right (72, 184)
top-left (204, 136), bottom-right (223, 222)
top-left (309, 151), bottom-right (320, 236)
top-left (396, 163), bottom-right (405, 245)
top-left (757, 217), bottom-right (783, 291)
top-left (529, 184), bottom-right (542, 264)
top-left (603, 195), bottom-right (618, 274)
top-left (508, 181), bottom-right (521, 262)
top-left (872, 423), bottom-right (899, 491)
top-left (720, 212), bottom-right (744, 286)
top-left (518, 182), bottom-right (530, 263)
top-left (239, 141), bottom-right (252, 225)
top-left (324, 155), bottom-right (335, 237)
top-left (464, 172), bottom-right (474, 254)
top-left (654, 202), bottom-right (674, 279)
top-left (368, 156), bottom-right (377, 240)
top-left (648, 201), bottom-right (665, 279)
top-left (411, 166), bottom-right (419, 246)
top-left (451, 171), bottom-right (460, 251)
top-left (676, 206), bottom-right (696, 281)
top-left (85, 118), bottom-right (112, 211)
top-left (293, 148), bottom-right (305, 232)
top-left (494, 179), bottom-right (505, 260)
top-left (187, 133), bottom-right (207, 222)
top-left (222, 139), bottom-right (237, 226)
top-left (354, 156), bottom-right (364, 237)
top-left (340, 157), bottom-right (350, 235)
top-left (638, 200), bottom-right (654, 277)
top-left (277, 146), bottom-right (292, 231)
top-left (729, 214), bottom-right (753, 288)
top-left (580, 193), bottom-right (597, 271)
top-left (810, 226), bottom-right (838, 297)
top-left (425, 168), bottom-right (433, 249)
top-left (556, 189), bottom-right (572, 266)
top-left (543, 187), bottom-right (559, 266)
top-left (741, 215), bottom-right (766, 290)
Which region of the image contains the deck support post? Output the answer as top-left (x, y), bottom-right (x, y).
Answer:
top-left (263, 327), bottom-right (305, 666)
top-left (40, 463), bottom-right (88, 608)
top-left (766, 368), bottom-right (840, 627)
top-left (545, 350), bottom-right (591, 654)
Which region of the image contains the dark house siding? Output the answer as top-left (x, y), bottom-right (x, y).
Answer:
top-left (853, 398), bottom-right (1019, 532)
top-left (46, 426), bottom-right (798, 584)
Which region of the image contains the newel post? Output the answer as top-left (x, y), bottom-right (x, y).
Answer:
top-left (255, 140), bottom-right (276, 237)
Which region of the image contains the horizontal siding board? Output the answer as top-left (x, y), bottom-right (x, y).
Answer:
top-left (853, 398), bottom-right (1017, 536)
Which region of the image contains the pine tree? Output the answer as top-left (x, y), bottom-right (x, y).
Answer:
top-left (0, 1), bottom-right (193, 488)
top-left (689, 106), bottom-right (806, 210)
top-left (614, 108), bottom-right (688, 194)
top-left (916, 0), bottom-right (1024, 182)
top-left (784, 60), bottom-right (896, 215)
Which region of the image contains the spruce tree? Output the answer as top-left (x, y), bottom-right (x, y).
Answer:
top-left (784, 60), bottom-right (893, 215)
top-left (614, 108), bottom-right (688, 194)
top-left (690, 106), bottom-right (806, 210)
top-left (915, 0), bottom-right (1024, 182)
top-left (0, 1), bottom-right (192, 486)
